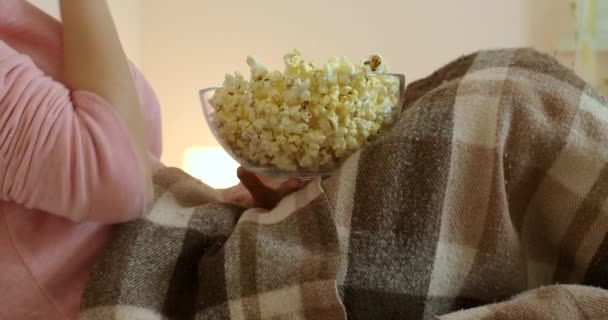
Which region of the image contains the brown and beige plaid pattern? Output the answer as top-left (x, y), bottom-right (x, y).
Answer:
top-left (80, 48), bottom-right (608, 320)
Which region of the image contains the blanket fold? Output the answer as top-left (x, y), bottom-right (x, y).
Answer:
top-left (81, 48), bottom-right (608, 320)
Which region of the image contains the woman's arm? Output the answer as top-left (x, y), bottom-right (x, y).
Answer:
top-left (0, 0), bottom-right (155, 222)
top-left (60, 0), bottom-right (152, 199)
top-left (0, 42), bottom-right (148, 222)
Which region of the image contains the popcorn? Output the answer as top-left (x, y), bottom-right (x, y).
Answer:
top-left (209, 50), bottom-right (400, 173)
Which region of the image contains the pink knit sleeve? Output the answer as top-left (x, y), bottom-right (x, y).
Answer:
top-left (0, 42), bottom-right (148, 223)
top-left (132, 64), bottom-right (163, 160)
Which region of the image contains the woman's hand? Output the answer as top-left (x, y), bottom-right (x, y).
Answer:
top-left (223, 167), bottom-right (304, 210)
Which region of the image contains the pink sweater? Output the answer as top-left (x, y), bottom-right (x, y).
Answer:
top-left (0, 1), bottom-right (163, 319)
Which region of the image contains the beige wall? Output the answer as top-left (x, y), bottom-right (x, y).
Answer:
top-left (28, 0), bottom-right (572, 168)
top-left (140, 0), bottom-right (570, 167)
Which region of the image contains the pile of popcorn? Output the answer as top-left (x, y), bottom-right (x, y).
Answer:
top-left (209, 50), bottom-right (400, 172)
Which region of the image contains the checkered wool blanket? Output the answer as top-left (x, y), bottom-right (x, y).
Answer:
top-left (80, 48), bottom-right (608, 320)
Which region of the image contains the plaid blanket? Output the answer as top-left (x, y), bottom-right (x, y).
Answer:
top-left (80, 48), bottom-right (608, 320)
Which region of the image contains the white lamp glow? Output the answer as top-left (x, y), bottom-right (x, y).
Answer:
top-left (182, 147), bottom-right (240, 189)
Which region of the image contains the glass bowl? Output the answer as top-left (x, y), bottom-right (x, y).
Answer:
top-left (199, 73), bottom-right (405, 180)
